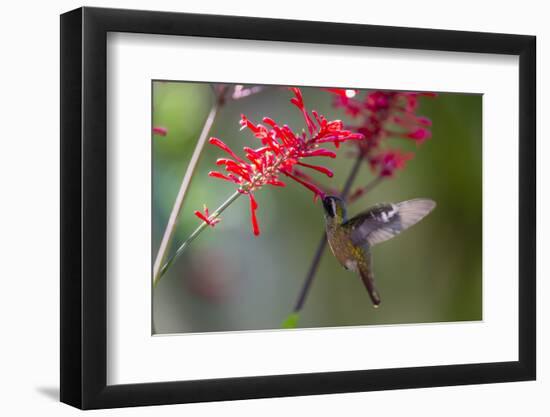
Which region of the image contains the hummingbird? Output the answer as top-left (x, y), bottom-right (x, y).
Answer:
top-left (322, 196), bottom-right (436, 307)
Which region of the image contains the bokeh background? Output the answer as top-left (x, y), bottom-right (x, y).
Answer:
top-left (152, 82), bottom-right (482, 334)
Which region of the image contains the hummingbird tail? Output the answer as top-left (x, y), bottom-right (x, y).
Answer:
top-left (359, 265), bottom-right (381, 307)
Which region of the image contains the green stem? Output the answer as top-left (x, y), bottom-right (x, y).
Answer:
top-left (152, 101), bottom-right (220, 287)
top-left (155, 190), bottom-right (242, 287)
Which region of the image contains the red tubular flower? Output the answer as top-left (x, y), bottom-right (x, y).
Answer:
top-left (248, 193), bottom-right (260, 236)
top-left (293, 168), bottom-right (340, 196)
top-left (405, 127), bottom-right (432, 144)
top-left (330, 89), bottom-right (435, 179)
top-left (296, 161), bottom-right (334, 177)
top-left (290, 87), bottom-right (316, 135)
top-left (153, 126), bottom-right (168, 136)
top-left (194, 205), bottom-right (221, 227)
top-left (205, 87), bottom-right (364, 235)
top-left (322, 88), bottom-right (358, 98)
top-left (369, 149), bottom-right (413, 178)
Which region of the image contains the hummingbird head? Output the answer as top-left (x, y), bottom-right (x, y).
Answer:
top-left (322, 195), bottom-right (347, 223)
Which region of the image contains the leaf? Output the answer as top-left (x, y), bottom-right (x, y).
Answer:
top-left (281, 313), bottom-right (300, 329)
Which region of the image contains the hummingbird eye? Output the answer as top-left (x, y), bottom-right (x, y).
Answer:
top-left (323, 196), bottom-right (337, 217)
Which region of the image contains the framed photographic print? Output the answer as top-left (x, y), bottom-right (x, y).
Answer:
top-left (60, 6), bottom-right (536, 409)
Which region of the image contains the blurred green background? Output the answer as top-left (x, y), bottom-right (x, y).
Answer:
top-left (152, 82), bottom-right (482, 334)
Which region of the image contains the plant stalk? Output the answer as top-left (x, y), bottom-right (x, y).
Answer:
top-left (155, 190), bottom-right (242, 287)
top-left (152, 102), bottom-right (219, 286)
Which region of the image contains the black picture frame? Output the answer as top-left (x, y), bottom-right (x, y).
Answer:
top-left (60, 6), bottom-right (536, 410)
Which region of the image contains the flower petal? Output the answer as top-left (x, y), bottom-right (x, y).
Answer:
top-left (296, 161), bottom-right (334, 177)
top-left (153, 126), bottom-right (168, 136)
top-left (248, 193), bottom-right (260, 236)
top-left (209, 137), bottom-right (246, 163)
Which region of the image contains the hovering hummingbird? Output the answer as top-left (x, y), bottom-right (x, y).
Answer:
top-left (322, 196), bottom-right (436, 307)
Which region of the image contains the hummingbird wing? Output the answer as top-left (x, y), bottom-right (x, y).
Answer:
top-left (344, 199), bottom-right (436, 247)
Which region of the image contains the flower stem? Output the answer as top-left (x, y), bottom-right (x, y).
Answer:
top-left (293, 158), bottom-right (382, 313)
top-left (152, 100), bottom-right (220, 287)
top-left (155, 190), bottom-right (242, 287)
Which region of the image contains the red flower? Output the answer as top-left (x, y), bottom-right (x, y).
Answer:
top-left (328, 89), bottom-right (435, 188)
top-left (369, 149), bottom-right (413, 178)
top-left (206, 87), bottom-right (364, 235)
top-left (324, 89), bottom-right (361, 117)
top-left (248, 193), bottom-right (260, 236)
top-left (194, 205), bottom-right (221, 227)
top-left (153, 126), bottom-right (168, 136)
top-left (405, 127), bottom-right (432, 144)
top-left (365, 91), bottom-right (391, 112)
top-left (322, 88), bottom-right (358, 98)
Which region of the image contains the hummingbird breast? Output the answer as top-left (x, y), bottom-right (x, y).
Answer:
top-left (325, 223), bottom-right (367, 273)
